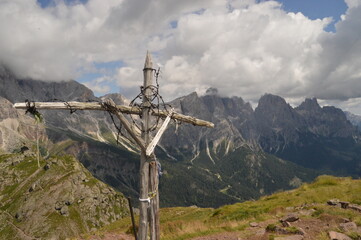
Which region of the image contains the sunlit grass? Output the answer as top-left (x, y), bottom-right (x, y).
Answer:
top-left (85, 175), bottom-right (361, 239)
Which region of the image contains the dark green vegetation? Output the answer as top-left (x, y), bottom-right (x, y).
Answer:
top-left (0, 152), bottom-right (129, 240)
top-left (274, 134), bottom-right (361, 176)
top-left (159, 146), bottom-right (318, 207)
top-left (88, 176), bottom-right (361, 240)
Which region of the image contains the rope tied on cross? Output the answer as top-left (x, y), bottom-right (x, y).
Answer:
top-left (25, 100), bottom-right (43, 123)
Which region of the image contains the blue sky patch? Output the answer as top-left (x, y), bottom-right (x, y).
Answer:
top-left (37, 0), bottom-right (88, 8)
top-left (276, 0), bottom-right (348, 32)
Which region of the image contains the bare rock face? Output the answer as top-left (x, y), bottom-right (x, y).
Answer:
top-left (0, 96), bottom-right (49, 152)
top-left (255, 94), bottom-right (361, 173)
top-left (161, 91), bottom-right (361, 176)
top-left (296, 98), bottom-right (356, 138)
top-left (255, 94), bottom-right (359, 147)
top-left (161, 90), bottom-right (258, 161)
top-left (345, 111), bottom-right (361, 131)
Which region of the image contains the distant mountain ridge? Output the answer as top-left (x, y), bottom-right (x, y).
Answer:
top-left (160, 91), bottom-right (361, 175)
top-left (345, 111), bottom-right (361, 131)
top-left (1, 66), bottom-right (361, 208)
top-left (0, 66), bottom-right (96, 103)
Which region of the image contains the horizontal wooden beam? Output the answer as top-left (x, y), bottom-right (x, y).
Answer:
top-left (13, 101), bottom-right (214, 128)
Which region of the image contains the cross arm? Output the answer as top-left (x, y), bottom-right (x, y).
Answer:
top-left (14, 101), bottom-right (146, 152)
top-left (13, 101), bottom-right (215, 128)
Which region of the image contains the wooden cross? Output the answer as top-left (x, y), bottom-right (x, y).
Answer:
top-left (14, 52), bottom-right (214, 240)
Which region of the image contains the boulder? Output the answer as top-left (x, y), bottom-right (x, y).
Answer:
top-left (55, 201), bottom-right (64, 210)
top-left (348, 204), bottom-right (361, 212)
top-left (280, 213), bottom-right (299, 223)
top-left (60, 205), bottom-right (69, 216)
top-left (249, 222), bottom-right (259, 227)
top-left (339, 222), bottom-right (357, 232)
top-left (281, 221), bottom-right (291, 227)
top-left (43, 164), bottom-right (50, 171)
top-left (298, 227), bottom-right (306, 235)
top-left (275, 236), bottom-right (304, 240)
top-left (15, 211), bottom-right (24, 221)
top-left (340, 201), bottom-right (349, 209)
top-left (29, 183), bottom-right (36, 192)
top-left (327, 199), bottom-right (340, 206)
top-left (329, 231), bottom-right (352, 240)
top-left (101, 188), bottom-right (110, 194)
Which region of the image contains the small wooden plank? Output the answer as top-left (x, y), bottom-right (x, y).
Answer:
top-left (13, 102), bottom-right (214, 128)
top-left (146, 109), bottom-right (174, 156)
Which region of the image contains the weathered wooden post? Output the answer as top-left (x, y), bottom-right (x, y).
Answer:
top-left (149, 158), bottom-right (160, 240)
top-left (138, 52), bottom-right (153, 240)
top-left (13, 52), bottom-right (215, 240)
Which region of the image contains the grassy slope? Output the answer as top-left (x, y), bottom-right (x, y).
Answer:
top-left (0, 152), bottom-right (129, 240)
top-left (86, 175), bottom-right (361, 240)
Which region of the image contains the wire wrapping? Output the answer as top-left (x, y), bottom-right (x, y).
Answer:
top-left (49, 98), bottom-right (78, 114)
top-left (129, 67), bottom-right (175, 133)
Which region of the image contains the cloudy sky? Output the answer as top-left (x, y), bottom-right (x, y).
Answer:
top-left (1, 0), bottom-right (361, 113)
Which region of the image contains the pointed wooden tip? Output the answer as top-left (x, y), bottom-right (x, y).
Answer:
top-left (144, 51), bottom-right (153, 68)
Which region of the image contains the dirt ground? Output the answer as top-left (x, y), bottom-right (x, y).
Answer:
top-left (83, 206), bottom-right (358, 240)
top-left (82, 233), bottom-right (134, 240)
top-left (191, 212), bottom-right (349, 240)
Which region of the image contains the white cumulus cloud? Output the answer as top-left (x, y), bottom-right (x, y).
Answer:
top-left (1, 0), bottom-right (361, 113)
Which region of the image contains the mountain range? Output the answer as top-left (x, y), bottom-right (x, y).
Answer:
top-left (1, 66), bottom-right (361, 210)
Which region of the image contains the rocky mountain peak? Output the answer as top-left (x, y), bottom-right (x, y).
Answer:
top-left (255, 94), bottom-right (301, 127)
top-left (345, 111), bottom-right (361, 131)
top-left (205, 87), bottom-right (219, 96)
top-left (0, 65), bottom-right (97, 103)
top-left (296, 98), bottom-right (321, 112)
top-left (257, 93), bottom-right (288, 107)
